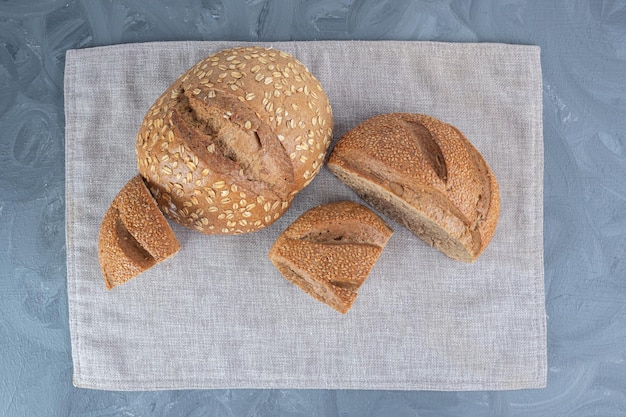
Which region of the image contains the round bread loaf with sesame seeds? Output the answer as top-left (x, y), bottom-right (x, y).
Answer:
top-left (327, 113), bottom-right (500, 262)
top-left (136, 46), bottom-right (333, 234)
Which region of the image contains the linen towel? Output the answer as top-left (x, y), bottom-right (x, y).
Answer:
top-left (65, 40), bottom-right (546, 390)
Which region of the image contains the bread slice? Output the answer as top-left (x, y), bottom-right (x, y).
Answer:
top-left (327, 113), bottom-right (500, 262)
top-left (98, 175), bottom-right (181, 289)
top-left (269, 201), bottom-right (393, 314)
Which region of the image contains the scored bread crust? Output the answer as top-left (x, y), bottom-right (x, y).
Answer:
top-left (136, 46), bottom-right (333, 235)
top-left (269, 201), bottom-right (393, 314)
top-left (98, 175), bottom-right (181, 289)
top-left (327, 113), bottom-right (500, 262)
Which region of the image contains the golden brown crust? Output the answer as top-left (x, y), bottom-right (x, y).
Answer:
top-left (136, 46), bottom-right (333, 235)
top-left (269, 201), bottom-right (393, 314)
top-left (98, 175), bottom-right (181, 289)
top-left (327, 113), bottom-right (500, 262)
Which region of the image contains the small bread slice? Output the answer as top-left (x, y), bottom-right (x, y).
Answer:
top-left (269, 201), bottom-right (393, 314)
top-left (327, 113), bottom-right (500, 262)
top-left (98, 175), bottom-right (181, 289)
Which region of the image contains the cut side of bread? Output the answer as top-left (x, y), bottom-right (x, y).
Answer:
top-left (269, 201), bottom-right (393, 314)
top-left (327, 113), bottom-right (500, 262)
top-left (329, 164), bottom-right (476, 262)
top-left (98, 175), bottom-right (181, 289)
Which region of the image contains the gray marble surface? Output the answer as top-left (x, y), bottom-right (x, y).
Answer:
top-left (1, 0), bottom-right (624, 415)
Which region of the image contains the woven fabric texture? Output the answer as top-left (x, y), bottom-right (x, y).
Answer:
top-left (65, 40), bottom-right (546, 391)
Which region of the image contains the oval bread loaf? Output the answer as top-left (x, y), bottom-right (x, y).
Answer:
top-left (269, 201), bottom-right (393, 314)
top-left (327, 113), bottom-right (500, 262)
top-left (136, 46), bottom-right (333, 235)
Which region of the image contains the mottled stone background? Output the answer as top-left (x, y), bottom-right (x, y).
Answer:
top-left (1, 0), bottom-right (625, 415)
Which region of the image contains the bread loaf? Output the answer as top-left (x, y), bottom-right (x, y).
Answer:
top-left (269, 201), bottom-right (393, 314)
top-left (327, 113), bottom-right (499, 262)
top-left (98, 175), bottom-right (181, 289)
top-left (136, 46), bottom-right (333, 235)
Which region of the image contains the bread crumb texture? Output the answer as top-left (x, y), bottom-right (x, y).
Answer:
top-left (327, 113), bottom-right (500, 262)
top-left (136, 46), bottom-right (333, 235)
top-left (98, 175), bottom-right (181, 289)
top-left (269, 201), bottom-right (393, 314)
